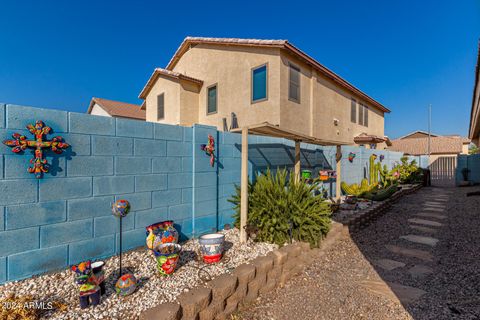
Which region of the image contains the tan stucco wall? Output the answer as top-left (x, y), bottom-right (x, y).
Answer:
top-left (90, 104), bottom-right (111, 117)
top-left (279, 51), bottom-right (384, 144)
top-left (462, 143), bottom-right (469, 155)
top-left (428, 154), bottom-right (458, 165)
top-left (145, 43), bottom-right (385, 145)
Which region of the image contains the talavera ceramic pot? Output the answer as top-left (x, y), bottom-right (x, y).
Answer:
top-left (198, 233), bottom-right (225, 264)
top-left (153, 243), bottom-right (182, 276)
top-left (146, 221), bottom-right (179, 250)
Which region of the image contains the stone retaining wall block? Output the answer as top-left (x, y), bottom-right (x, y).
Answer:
top-left (232, 263), bottom-right (255, 285)
top-left (267, 249), bottom-right (288, 266)
top-left (198, 299), bottom-right (225, 320)
top-left (259, 278), bottom-right (277, 294)
top-left (251, 256), bottom-right (274, 275)
top-left (140, 303), bottom-right (181, 320)
top-left (177, 287), bottom-right (211, 319)
top-left (207, 274), bottom-right (238, 302)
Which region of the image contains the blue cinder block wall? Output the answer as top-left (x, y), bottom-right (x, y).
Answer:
top-left (456, 154), bottom-right (480, 185)
top-left (0, 103), bottom-right (408, 283)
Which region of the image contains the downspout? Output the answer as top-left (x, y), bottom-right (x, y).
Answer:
top-left (192, 125), bottom-right (196, 239)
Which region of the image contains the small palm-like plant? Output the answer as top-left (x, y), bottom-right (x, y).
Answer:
top-left (229, 169), bottom-right (331, 247)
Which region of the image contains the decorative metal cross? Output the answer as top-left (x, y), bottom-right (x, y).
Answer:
top-left (3, 120), bottom-right (69, 178)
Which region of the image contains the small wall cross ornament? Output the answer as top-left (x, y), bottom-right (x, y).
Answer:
top-left (2, 120), bottom-right (69, 178)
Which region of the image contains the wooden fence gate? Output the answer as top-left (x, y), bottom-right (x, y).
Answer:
top-left (428, 156), bottom-right (457, 186)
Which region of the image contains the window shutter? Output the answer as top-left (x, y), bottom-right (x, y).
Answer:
top-left (289, 65), bottom-right (300, 102)
top-left (364, 106), bottom-right (368, 127)
top-left (358, 103), bottom-right (364, 126)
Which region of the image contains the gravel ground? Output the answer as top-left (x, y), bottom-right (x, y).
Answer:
top-left (237, 186), bottom-right (480, 320)
top-left (0, 228), bottom-right (277, 320)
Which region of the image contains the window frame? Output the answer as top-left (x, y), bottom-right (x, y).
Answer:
top-left (288, 63), bottom-right (301, 103)
top-left (251, 63), bottom-right (269, 104)
top-left (157, 93), bottom-right (165, 120)
top-left (350, 98), bottom-right (357, 123)
top-left (206, 83), bottom-right (218, 115)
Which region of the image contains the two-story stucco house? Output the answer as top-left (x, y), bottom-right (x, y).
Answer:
top-left (139, 37), bottom-right (391, 146)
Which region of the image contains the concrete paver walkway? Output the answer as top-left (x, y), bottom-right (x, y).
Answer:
top-left (237, 186), bottom-right (480, 319)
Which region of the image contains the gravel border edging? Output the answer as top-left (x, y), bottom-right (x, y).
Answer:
top-left (139, 222), bottom-right (346, 320)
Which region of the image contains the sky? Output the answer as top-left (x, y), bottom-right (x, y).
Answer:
top-left (0, 0), bottom-right (479, 139)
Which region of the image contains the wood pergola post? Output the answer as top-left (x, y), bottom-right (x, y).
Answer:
top-left (294, 140), bottom-right (301, 182)
top-left (335, 145), bottom-right (342, 200)
top-left (240, 127), bottom-right (248, 243)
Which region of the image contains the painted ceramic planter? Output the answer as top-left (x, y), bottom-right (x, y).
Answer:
top-left (199, 233), bottom-right (225, 264)
top-left (153, 243), bottom-right (182, 276)
top-left (115, 273), bottom-right (137, 296)
top-left (146, 220), bottom-right (179, 250)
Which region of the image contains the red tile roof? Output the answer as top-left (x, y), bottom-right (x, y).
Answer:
top-left (87, 97), bottom-right (145, 120)
top-left (138, 68), bottom-right (203, 99)
top-left (164, 37), bottom-right (390, 113)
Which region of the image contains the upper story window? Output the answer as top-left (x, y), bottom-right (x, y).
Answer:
top-left (207, 85), bottom-right (217, 114)
top-left (157, 93), bottom-right (164, 120)
top-left (358, 103), bottom-right (364, 126)
top-left (350, 98), bottom-right (357, 123)
top-left (289, 64), bottom-right (300, 103)
top-left (252, 64), bottom-right (268, 103)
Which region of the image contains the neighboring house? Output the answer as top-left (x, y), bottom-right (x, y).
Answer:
top-left (389, 131), bottom-right (470, 164)
top-left (87, 97), bottom-right (145, 120)
top-left (469, 41), bottom-right (480, 147)
top-left (139, 37), bottom-right (391, 147)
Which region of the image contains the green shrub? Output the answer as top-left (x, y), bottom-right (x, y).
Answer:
top-left (393, 156), bottom-right (422, 184)
top-left (229, 169), bottom-right (331, 247)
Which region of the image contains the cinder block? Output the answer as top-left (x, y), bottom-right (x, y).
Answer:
top-left (183, 127), bottom-right (193, 142)
top-left (222, 132), bottom-right (241, 145)
top-left (195, 200), bottom-right (217, 217)
top-left (69, 112), bottom-right (115, 135)
top-left (93, 176), bottom-right (134, 196)
top-left (152, 189), bottom-right (182, 208)
top-left (0, 207), bottom-right (4, 231)
top-left (69, 235), bottom-right (115, 264)
top-left (135, 174), bottom-right (167, 192)
top-left (94, 213), bottom-right (134, 237)
top-left (6, 200), bottom-right (66, 230)
top-left (218, 145), bottom-right (233, 158)
top-left (0, 227), bottom-right (39, 256)
top-left (92, 136), bottom-right (133, 155)
top-left (140, 302), bottom-right (181, 320)
top-left (195, 186), bottom-right (217, 201)
top-left (39, 177), bottom-right (91, 201)
top-left (167, 204), bottom-right (192, 221)
top-left (182, 157), bottom-right (193, 172)
top-left (178, 286), bottom-right (212, 319)
top-left (4, 154), bottom-right (66, 179)
top-left (0, 103), bottom-right (4, 128)
top-left (0, 180), bottom-right (37, 205)
top-left (0, 257), bottom-right (6, 283)
top-left (218, 171), bottom-right (240, 185)
top-left (194, 172), bottom-right (217, 188)
top-left (6, 104), bottom-right (68, 132)
top-left (233, 264), bottom-right (256, 285)
top-left (135, 208), bottom-right (169, 228)
top-left (193, 215), bottom-right (216, 235)
top-left (154, 123), bottom-right (183, 141)
top-left (59, 133), bottom-right (91, 156)
top-left (8, 245), bottom-right (68, 281)
top-left (167, 173), bottom-right (192, 189)
top-left (41, 219), bottom-right (93, 247)
top-left (167, 141), bottom-right (191, 157)
top-left (182, 188), bottom-right (192, 203)
top-left (67, 196), bottom-right (113, 220)
top-left (207, 274), bottom-right (238, 302)
top-left (116, 118), bottom-right (153, 139)
top-left (220, 184), bottom-right (236, 198)
top-left (152, 157), bottom-right (182, 173)
top-left (199, 299), bottom-right (225, 320)
top-left (115, 228), bottom-right (145, 252)
top-left (134, 139), bottom-right (166, 156)
top-left (115, 157), bottom-right (151, 175)
top-left (67, 156), bottom-right (113, 176)
top-left (115, 192), bottom-right (151, 211)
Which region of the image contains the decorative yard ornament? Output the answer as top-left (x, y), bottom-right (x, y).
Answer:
top-left (200, 134), bottom-right (215, 167)
top-left (348, 152), bottom-right (356, 163)
top-left (71, 260), bottom-right (106, 309)
top-left (111, 199), bottom-right (136, 296)
top-left (2, 120), bottom-right (69, 178)
top-left (379, 154), bottom-right (385, 162)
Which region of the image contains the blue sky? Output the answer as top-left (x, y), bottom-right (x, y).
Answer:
top-left (0, 0), bottom-right (478, 138)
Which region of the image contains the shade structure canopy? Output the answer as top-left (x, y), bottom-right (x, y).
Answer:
top-left (231, 122), bottom-right (347, 243)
